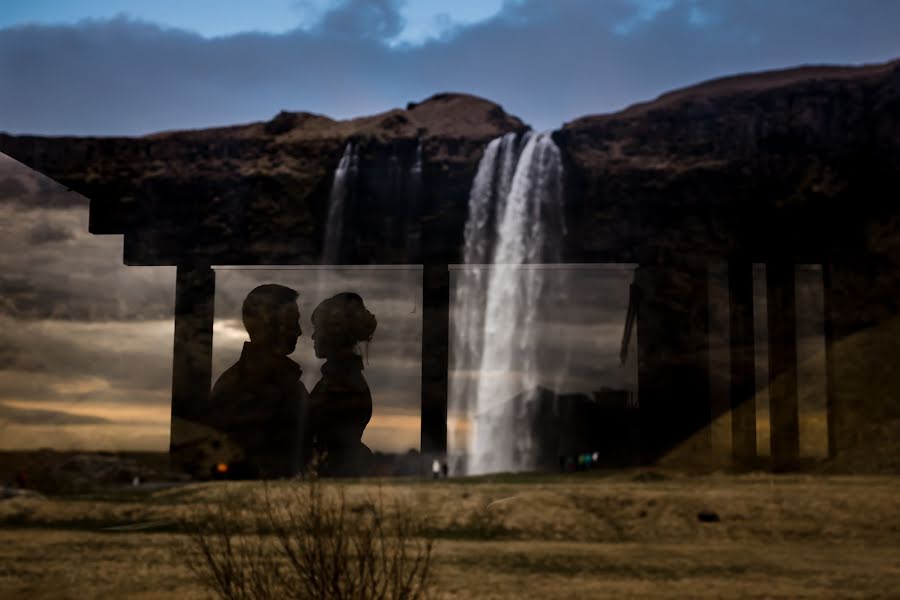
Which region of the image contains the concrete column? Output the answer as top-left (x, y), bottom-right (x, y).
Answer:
top-left (728, 260), bottom-right (757, 465)
top-left (822, 263), bottom-right (838, 460)
top-left (635, 263), bottom-right (711, 465)
top-left (766, 262), bottom-right (799, 470)
top-left (420, 263), bottom-right (449, 455)
top-left (821, 260), bottom-right (900, 463)
top-left (170, 265), bottom-right (216, 453)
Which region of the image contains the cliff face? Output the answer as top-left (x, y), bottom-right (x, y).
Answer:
top-left (0, 93), bottom-right (526, 265)
top-left (3, 62), bottom-right (898, 267)
top-left (555, 59), bottom-right (900, 265)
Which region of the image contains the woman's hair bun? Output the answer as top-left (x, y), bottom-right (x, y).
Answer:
top-left (353, 307), bottom-right (377, 343)
top-left (313, 292), bottom-right (377, 344)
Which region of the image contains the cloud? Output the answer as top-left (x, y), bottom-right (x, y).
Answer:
top-left (362, 408), bottom-right (420, 452)
top-left (0, 175), bottom-right (27, 200)
top-left (48, 375), bottom-right (111, 397)
top-left (0, 316), bottom-right (174, 404)
top-left (1, 1), bottom-right (899, 135)
top-left (0, 160), bottom-right (175, 322)
top-left (0, 165), bottom-right (89, 210)
top-left (0, 422), bottom-right (169, 451)
top-left (0, 401), bottom-right (111, 425)
top-left (0, 342), bottom-right (45, 372)
top-left (28, 221), bottom-right (75, 244)
top-left (27, 174), bottom-right (89, 209)
top-left (317, 0), bottom-right (405, 41)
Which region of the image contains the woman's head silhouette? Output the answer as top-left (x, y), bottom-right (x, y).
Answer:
top-left (311, 292), bottom-right (377, 359)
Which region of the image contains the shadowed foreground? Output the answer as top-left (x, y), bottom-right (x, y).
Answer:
top-left (1, 472), bottom-right (898, 599)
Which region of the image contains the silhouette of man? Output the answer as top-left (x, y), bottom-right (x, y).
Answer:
top-left (209, 284), bottom-right (310, 478)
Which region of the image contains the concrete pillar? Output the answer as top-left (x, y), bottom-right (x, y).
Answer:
top-left (728, 260), bottom-right (757, 465)
top-left (635, 263), bottom-right (711, 465)
top-left (766, 262), bottom-right (800, 470)
top-left (822, 263), bottom-right (838, 459)
top-left (420, 263), bottom-right (449, 455)
top-left (170, 265), bottom-right (216, 452)
top-left (822, 260), bottom-right (900, 463)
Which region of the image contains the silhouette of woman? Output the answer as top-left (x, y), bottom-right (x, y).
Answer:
top-left (309, 293), bottom-right (377, 477)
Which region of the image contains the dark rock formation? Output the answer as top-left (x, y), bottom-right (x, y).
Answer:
top-left (555, 59), bottom-right (900, 265)
top-left (2, 62), bottom-right (898, 267)
top-left (0, 92), bottom-right (527, 265)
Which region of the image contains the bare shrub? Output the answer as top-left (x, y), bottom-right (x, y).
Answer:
top-left (181, 476), bottom-right (434, 600)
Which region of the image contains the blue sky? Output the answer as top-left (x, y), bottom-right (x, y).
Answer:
top-left (1, 0), bottom-right (899, 134)
top-left (0, 0), bottom-right (506, 44)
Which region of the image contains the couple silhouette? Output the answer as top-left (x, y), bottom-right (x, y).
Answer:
top-left (208, 284), bottom-right (376, 479)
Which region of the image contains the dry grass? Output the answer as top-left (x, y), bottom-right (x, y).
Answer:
top-left (0, 473), bottom-right (898, 599)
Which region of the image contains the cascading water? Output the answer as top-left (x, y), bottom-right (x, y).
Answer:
top-left (323, 140), bottom-right (424, 263)
top-left (322, 142), bottom-right (358, 264)
top-left (410, 139), bottom-right (423, 179)
top-left (450, 131), bottom-right (568, 475)
top-left (405, 139), bottom-right (423, 259)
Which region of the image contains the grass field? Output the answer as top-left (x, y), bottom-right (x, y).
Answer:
top-left (1, 471), bottom-right (898, 599)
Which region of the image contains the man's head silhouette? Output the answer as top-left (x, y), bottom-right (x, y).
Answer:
top-left (242, 284), bottom-right (301, 355)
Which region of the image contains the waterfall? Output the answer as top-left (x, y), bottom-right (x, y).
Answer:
top-left (405, 139), bottom-right (423, 259)
top-left (450, 131), bottom-right (567, 475)
top-left (411, 139), bottom-right (423, 178)
top-left (323, 142), bottom-right (358, 264)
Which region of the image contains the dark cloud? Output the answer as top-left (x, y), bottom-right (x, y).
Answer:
top-left (28, 221), bottom-right (74, 244)
top-left (29, 175), bottom-right (89, 209)
top-left (317, 0), bottom-right (405, 40)
top-left (0, 161), bottom-right (175, 323)
top-left (0, 157), bottom-right (89, 209)
top-left (0, 267), bottom-right (173, 321)
top-left (0, 175), bottom-right (27, 200)
top-left (0, 314), bottom-right (173, 408)
top-left (0, 275), bottom-right (39, 318)
top-left (0, 401), bottom-right (111, 425)
top-left (1, 1), bottom-right (899, 134)
top-left (0, 339), bottom-right (46, 372)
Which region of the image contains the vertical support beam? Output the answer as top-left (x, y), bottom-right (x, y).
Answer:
top-left (420, 263), bottom-right (449, 456)
top-left (728, 259), bottom-right (757, 465)
top-left (170, 265), bottom-right (216, 453)
top-left (635, 263), bottom-right (711, 465)
top-left (766, 262), bottom-right (799, 470)
top-left (822, 263), bottom-right (838, 460)
top-left (819, 259), bottom-right (900, 465)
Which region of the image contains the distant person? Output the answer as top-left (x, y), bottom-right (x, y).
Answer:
top-left (432, 459), bottom-right (441, 480)
top-left (441, 461), bottom-right (449, 479)
top-left (209, 284), bottom-right (311, 478)
top-left (309, 293), bottom-right (376, 477)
